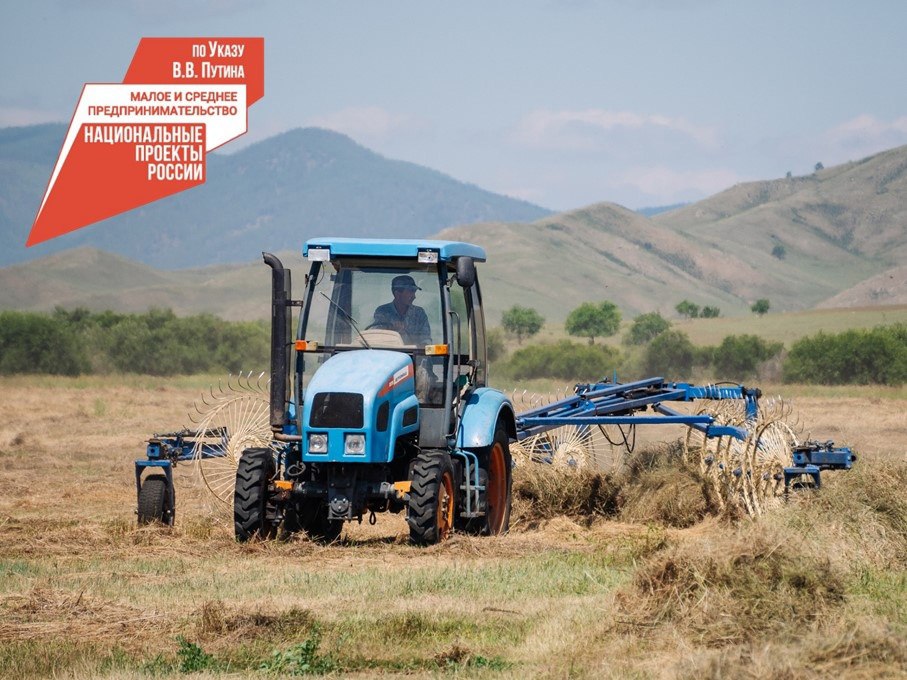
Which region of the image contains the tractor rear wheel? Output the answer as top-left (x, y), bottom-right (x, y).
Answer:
top-left (459, 424), bottom-right (512, 535)
top-left (137, 474), bottom-right (174, 526)
top-left (484, 425), bottom-right (513, 535)
top-left (407, 450), bottom-right (456, 545)
top-left (234, 448), bottom-right (278, 542)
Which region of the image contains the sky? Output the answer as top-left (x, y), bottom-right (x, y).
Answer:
top-left (2, 0), bottom-right (907, 211)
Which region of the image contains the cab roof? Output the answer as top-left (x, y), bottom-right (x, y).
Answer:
top-left (303, 237), bottom-right (486, 263)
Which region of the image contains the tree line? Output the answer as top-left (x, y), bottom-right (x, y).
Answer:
top-left (0, 308), bottom-right (269, 376)
top-left (495, 301), bottom-right (906, 386)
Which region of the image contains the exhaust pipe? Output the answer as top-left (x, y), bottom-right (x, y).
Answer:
top-left (263, 252), bottom-right (291, 431)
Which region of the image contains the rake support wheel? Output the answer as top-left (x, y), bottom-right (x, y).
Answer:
top-left (234, 448), bottom-right (278, 542)
top-left (408, 450), bottom-right (456, 545)
top-left (137, 474), bottom-right (174, 526)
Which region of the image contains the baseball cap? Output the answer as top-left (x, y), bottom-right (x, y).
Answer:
top-left (392, 275), bottom-right (421, 291)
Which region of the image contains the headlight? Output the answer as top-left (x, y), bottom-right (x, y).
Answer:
top-left (344, 433), bottom-right (366, 455)
top-left (308, 433), bottom-right (328, 453)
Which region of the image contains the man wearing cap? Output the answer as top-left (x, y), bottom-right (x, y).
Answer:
top-left (371, 275), bottom-right (432, 346)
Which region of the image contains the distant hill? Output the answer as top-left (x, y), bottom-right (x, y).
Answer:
top-left (0, 124), bottom-right (551, 269)
top-left (645, 149), bottom-right (907, 314)
top-left (636, 202), bottom-right (689, 217)
top-left (0, 247), bottom-right (305, 321)
top-left (2, 141), bottom-right (907, 323)
top-left (817, 265), bottom-right (907, 308)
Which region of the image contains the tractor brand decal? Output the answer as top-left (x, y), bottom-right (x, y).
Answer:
top-left (378, 365), bottom-right (414, 397)
top-left (26, 38), bottom-right (264, 247)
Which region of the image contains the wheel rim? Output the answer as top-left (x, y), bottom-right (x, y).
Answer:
top-left (437, 471), bottom-right (455, 541)
top-left (486, 442), bottom-right (507, 534)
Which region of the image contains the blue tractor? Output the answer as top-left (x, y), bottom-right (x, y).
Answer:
top-left (239, 238), bottom-right (516, 544)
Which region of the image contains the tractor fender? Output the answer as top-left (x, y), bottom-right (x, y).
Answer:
top-left (456, 388), bottom-right (516, 448)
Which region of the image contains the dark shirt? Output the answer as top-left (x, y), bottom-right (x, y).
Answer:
top-left (372, 302), bottom-right (432, 345)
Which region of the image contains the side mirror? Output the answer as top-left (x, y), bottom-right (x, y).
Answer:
top-left (456, 257), bottom-right (476, 288)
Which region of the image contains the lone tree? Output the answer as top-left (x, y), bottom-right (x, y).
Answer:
top-left (751, 299), bottom-right (771, 316)
top-left (675, 300), bottom-right (700, 319)
top-left (565, 301), bottom-right (621, 345)
top-left (701, 305), bottom-right (721, 318)
top-left (501, 305), bottom-right (544, 344)
top-left (624, 311), bottom-right (670, 345)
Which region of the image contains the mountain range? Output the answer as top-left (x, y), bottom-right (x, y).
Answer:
top-left (1, 124), bottom-right (905, 323)
top-left (0, 124), bottom-right (550, 269)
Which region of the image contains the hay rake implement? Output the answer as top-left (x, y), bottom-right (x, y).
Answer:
top-left (510, 377), bottom-right (855, 512)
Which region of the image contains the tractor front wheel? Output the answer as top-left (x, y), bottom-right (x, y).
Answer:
top-left (234, 448), bottom-right (278, 542)
top-left (137, 474), bottom-right (174, 526)
top-left (407, 450), bottom-right (456, 545)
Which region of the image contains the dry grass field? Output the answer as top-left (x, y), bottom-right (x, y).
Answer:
top-left (0, 375), bottom-right (905, 678)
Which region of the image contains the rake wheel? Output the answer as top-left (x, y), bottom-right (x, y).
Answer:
top-left (189, 372), bottom-right (279, 506)
top-left (685, 395), bottom-right (801, 516)
top-left (510, 388), bottom-right (612, 470)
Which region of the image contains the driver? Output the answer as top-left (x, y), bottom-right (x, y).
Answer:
top-left (371, 275), bottom-right (432, 346)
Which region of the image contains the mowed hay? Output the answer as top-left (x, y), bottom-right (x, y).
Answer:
top-left (513, 441), bottom-right (724, 529)
top-left (511, 463), bottom-right (621, 527)
top-left (624, 523), bottom-right (845, 645)
top-left (618, 442), bottom-right (724, 528)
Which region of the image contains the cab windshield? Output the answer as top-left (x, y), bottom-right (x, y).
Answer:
top-left (297, 259), bottom-right (448, 405)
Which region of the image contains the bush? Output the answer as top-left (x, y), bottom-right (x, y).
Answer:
top-left (643, 330), bottom-right (695, 379)
top-left (701, 305), bottom-right (721, 318)
top-left (0, 311), bottom-right (90, 375)
top-left (783, 325), bottom-right (907, 385)
top-left (499, 340), bottom-right (620, 381)
top-left (624, 312), bottom-right (670, 345)
top-left (712, 334), bottom-right (783, 380)
top-left (675, 300), bottom-right (700, 319)
top-left (486, 327), bottom-right (506, 363)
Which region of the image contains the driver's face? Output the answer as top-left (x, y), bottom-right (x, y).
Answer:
top-left (393, 287), bottom-right (416, 306)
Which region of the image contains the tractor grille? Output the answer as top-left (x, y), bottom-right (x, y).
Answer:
top-left (310, 392), bottom-right (364, 429)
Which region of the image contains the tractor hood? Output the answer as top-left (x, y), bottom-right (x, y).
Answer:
top-left (301, 350), bottom-right (420, 463)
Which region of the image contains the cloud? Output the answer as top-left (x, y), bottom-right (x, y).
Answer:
top-left (306, 106), bottom-right (428, 145)
top-left (615, 165), bottom-right (741, 202)
top-left (511, 108), bottom-right (718, 152)
top-left (824, 114), bottom-right (907, 158)
top-left (0, 106), bottom-right (64, 127)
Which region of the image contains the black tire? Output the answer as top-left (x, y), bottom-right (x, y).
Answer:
top-left (234, 448), bottom-right (278, 542)
top-left (459, 423), bottom-right (512, 536)
top-left (137, 474), bottom-right (174, 526)
top-left (407, 450), bottom-right (456, 545)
